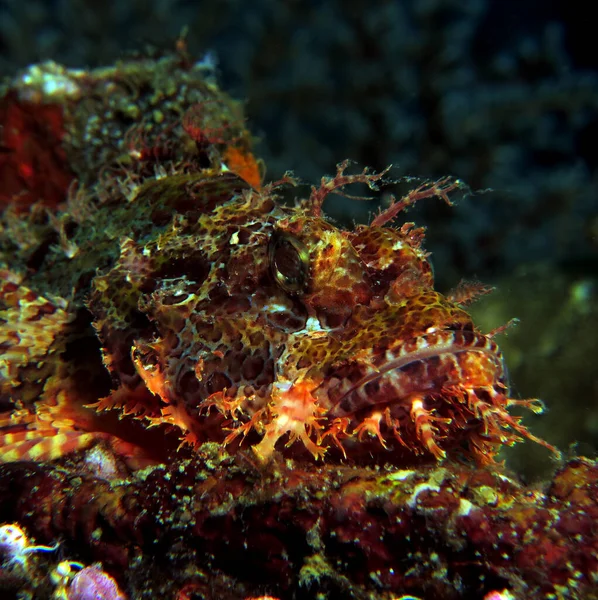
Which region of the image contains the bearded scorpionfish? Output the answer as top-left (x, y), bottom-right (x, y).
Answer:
top-left (0, 99), bottom-right (559, 469)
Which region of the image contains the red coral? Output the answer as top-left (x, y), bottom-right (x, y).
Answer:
top-left (0, 92), bottom-right (73, 212)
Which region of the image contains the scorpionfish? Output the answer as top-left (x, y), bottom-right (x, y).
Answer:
top-left (0, 105), bottom-right (559, 468)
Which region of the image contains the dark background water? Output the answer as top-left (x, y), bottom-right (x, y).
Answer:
top-left (1, 0), bottom-right (596, 472)
top-left (1, 0), bottom-right (596, 285)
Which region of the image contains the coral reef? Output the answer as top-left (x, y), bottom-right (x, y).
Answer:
top-left (1, 448), bottom-right (597, 599)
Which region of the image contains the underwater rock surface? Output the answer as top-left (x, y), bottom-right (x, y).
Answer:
top-left (1, 450), bottom-right (597, 599)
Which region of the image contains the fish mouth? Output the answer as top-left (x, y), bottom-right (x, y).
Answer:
top-left (326, 329), bottom-right (503, 418)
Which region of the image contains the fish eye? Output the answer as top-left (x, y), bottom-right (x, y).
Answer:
top-left (269, 232), bottom-right (310, 293)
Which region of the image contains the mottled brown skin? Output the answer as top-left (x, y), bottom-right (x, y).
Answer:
top-left (0, 128), bottom-right (557, 466)
top-left (62, 164), bottom-right (556, 465)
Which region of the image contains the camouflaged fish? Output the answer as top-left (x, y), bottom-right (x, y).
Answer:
top-left (0, 93), bottom-right (559, 468)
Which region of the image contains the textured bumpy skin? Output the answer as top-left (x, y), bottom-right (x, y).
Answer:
top-left (0, 61), bottom-right (559, 467)
top-left (0, 164), bottom-right (558, 467)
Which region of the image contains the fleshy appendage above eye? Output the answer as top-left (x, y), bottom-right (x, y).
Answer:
top-left (269, 232), bottom-right (310, 293)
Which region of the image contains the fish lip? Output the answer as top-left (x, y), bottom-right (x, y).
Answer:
top-left (327, 329), bottom-right (502, 418)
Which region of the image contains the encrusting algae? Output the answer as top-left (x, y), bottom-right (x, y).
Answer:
top-left (1, 48), bottom-right (595, 600)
